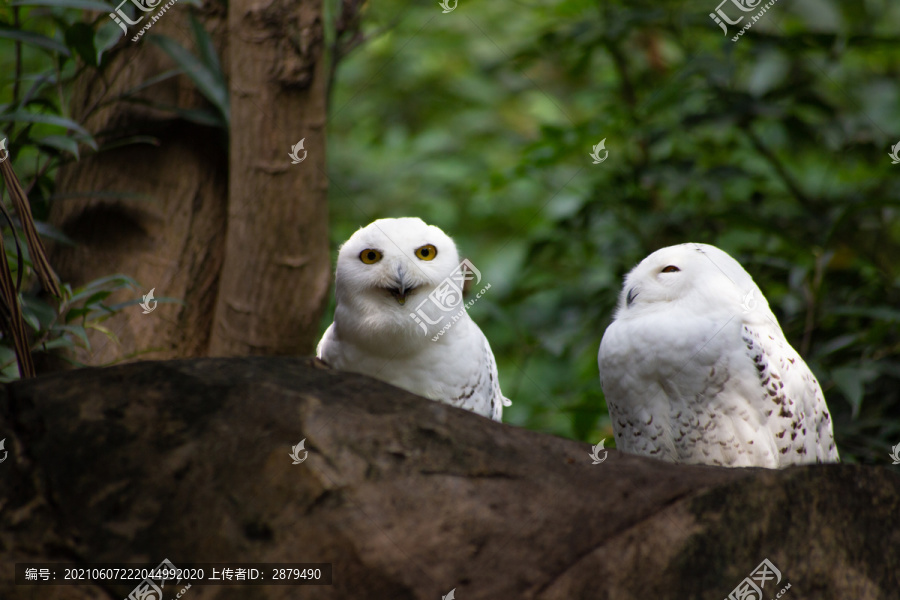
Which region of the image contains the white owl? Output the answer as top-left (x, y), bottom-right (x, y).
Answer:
top-left (598, 243), bottom-right (839, 468)
top-left (317, 217), bottom-right (510, 421)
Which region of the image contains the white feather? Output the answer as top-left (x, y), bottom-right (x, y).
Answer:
top-left (598, 243), bottom-right (839, 467)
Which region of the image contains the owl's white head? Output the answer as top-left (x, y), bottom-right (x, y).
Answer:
top-left (333, 217), bottom-right (464, 342)
top-left (615, 243), bottom-right (774, 321)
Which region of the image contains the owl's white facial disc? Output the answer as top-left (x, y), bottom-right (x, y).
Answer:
top-left (334, 217), bottom-right (462, 335)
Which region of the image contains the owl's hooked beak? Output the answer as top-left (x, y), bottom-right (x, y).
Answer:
top-left (384, 265), bottom-right (417, 306)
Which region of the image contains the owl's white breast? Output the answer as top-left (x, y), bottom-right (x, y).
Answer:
top-left (320, 312), bottom-right (487, 404)
top-left (599, 306), bottom-right (781, 467)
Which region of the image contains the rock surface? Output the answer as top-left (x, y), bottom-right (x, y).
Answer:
top-left (1, 357), bottom-right (898, 599)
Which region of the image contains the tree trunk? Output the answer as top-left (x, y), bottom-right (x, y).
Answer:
top-left (208, 0), bottom-right (330, 357)
top-left (48, 0), bottom-right (329, 368)
top-left (1, 357), bottom-right (898, 600)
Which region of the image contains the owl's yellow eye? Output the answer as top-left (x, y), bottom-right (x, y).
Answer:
top-left (359, 249), bottom-right (383, 264)
top-left (415, 244), bottom-right (437, 261)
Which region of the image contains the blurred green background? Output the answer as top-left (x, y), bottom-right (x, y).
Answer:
top-left (323, 0), bottom-right (900, 463)
top-left (2, 0), bottom-right (899, 464)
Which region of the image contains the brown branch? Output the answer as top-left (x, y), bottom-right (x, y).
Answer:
top-left (1, 158), bottom-right (61, 298)
top-left (0, 197), bottom-right (33, 376)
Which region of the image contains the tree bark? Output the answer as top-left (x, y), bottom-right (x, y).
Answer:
top-left (1, 357), bottom-right (897, 600)
top-left (47, 0), bottom-right (330, 368)
top-left (208, 0), bottom-right (330, 357)
top-left (49, 3), bottom-right (230, 365)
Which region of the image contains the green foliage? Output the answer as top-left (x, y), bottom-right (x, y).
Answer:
top-left (12, 274), bottom-right (134, 379)
top-left (148, 13), bottom-right (230, 130)
top-left (326, 0), bottom-right (900, 463)
top-left (0, 0), bottom-right (174, 376)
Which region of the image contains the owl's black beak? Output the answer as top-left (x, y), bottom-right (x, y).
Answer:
top-left (386, 266), bottom-right (416, 305)
top-left (626, 287), bottom-right (638, 307)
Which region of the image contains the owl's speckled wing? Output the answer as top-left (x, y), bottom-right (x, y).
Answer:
top-left (740, 322), bottom-right (839, 464)
top-left (460, 334), bottom-right (508, 422)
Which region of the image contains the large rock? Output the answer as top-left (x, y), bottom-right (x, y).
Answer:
top-left (1, 357), bottom-right (897, 599)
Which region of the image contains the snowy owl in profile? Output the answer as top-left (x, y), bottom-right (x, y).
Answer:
top-left (317, 217), bottom-right (510, 421)
top-left (598, 243), bottom-right (839, 468)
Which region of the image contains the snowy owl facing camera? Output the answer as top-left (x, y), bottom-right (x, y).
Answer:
top-left (317, 217), bottom-right (510, 421)
top-left (598, 243), bottom-right (839, 468)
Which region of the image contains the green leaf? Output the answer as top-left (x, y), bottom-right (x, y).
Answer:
top-left (64, 22), bottom-right (98, 68)
top-left (97, 135), bottom-right (160, 153)
top-left (83, 290), bottom-right (112, 307)
top-left (149, 34), bottom-right (230, 125)
top-left (0, 346), bottom-right (17, 369)
top-left (21, 308), bottom-right (41, 332)
top-left (86, 321), bottom-right (119, 343)
top-left (95, 17), bottom-right (124, 65)
top-left (65, 307), bottom-right (93, 322)
top-left (0, 27), bottom-right (70, 56)
top-left (73, 130), bottom-right (99, 151)
top-left (0, 111), bottom-right (91, 138)
top-left (37, 336), bottom-right (76, 351)
top-left (5, 244), bottom-right (33, 270)
top-left (190, 12), bottom-right (222, 77)
top-left (21, 295), bottom-right (59, 327)
top-left (36, 134), bottom-right (80, 159)
top-left (52, 324), bottom-right (91, 347)
top-left (831, 366), bottom-right (879, 419)
top-left (0, 354), bottom-right (20, 380)
top-left (169, 106), bottom-right (226, 128)
top-left (116, 69), bottom-right (182, 99)
top-left (123, 96), bottom-right (227, 128)
top-left (69, 273), bottom-right (140, 297)
top-left (21, 70), bottom-right (57, 107)
top-left (33, 220), bottom-right (77, 246)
